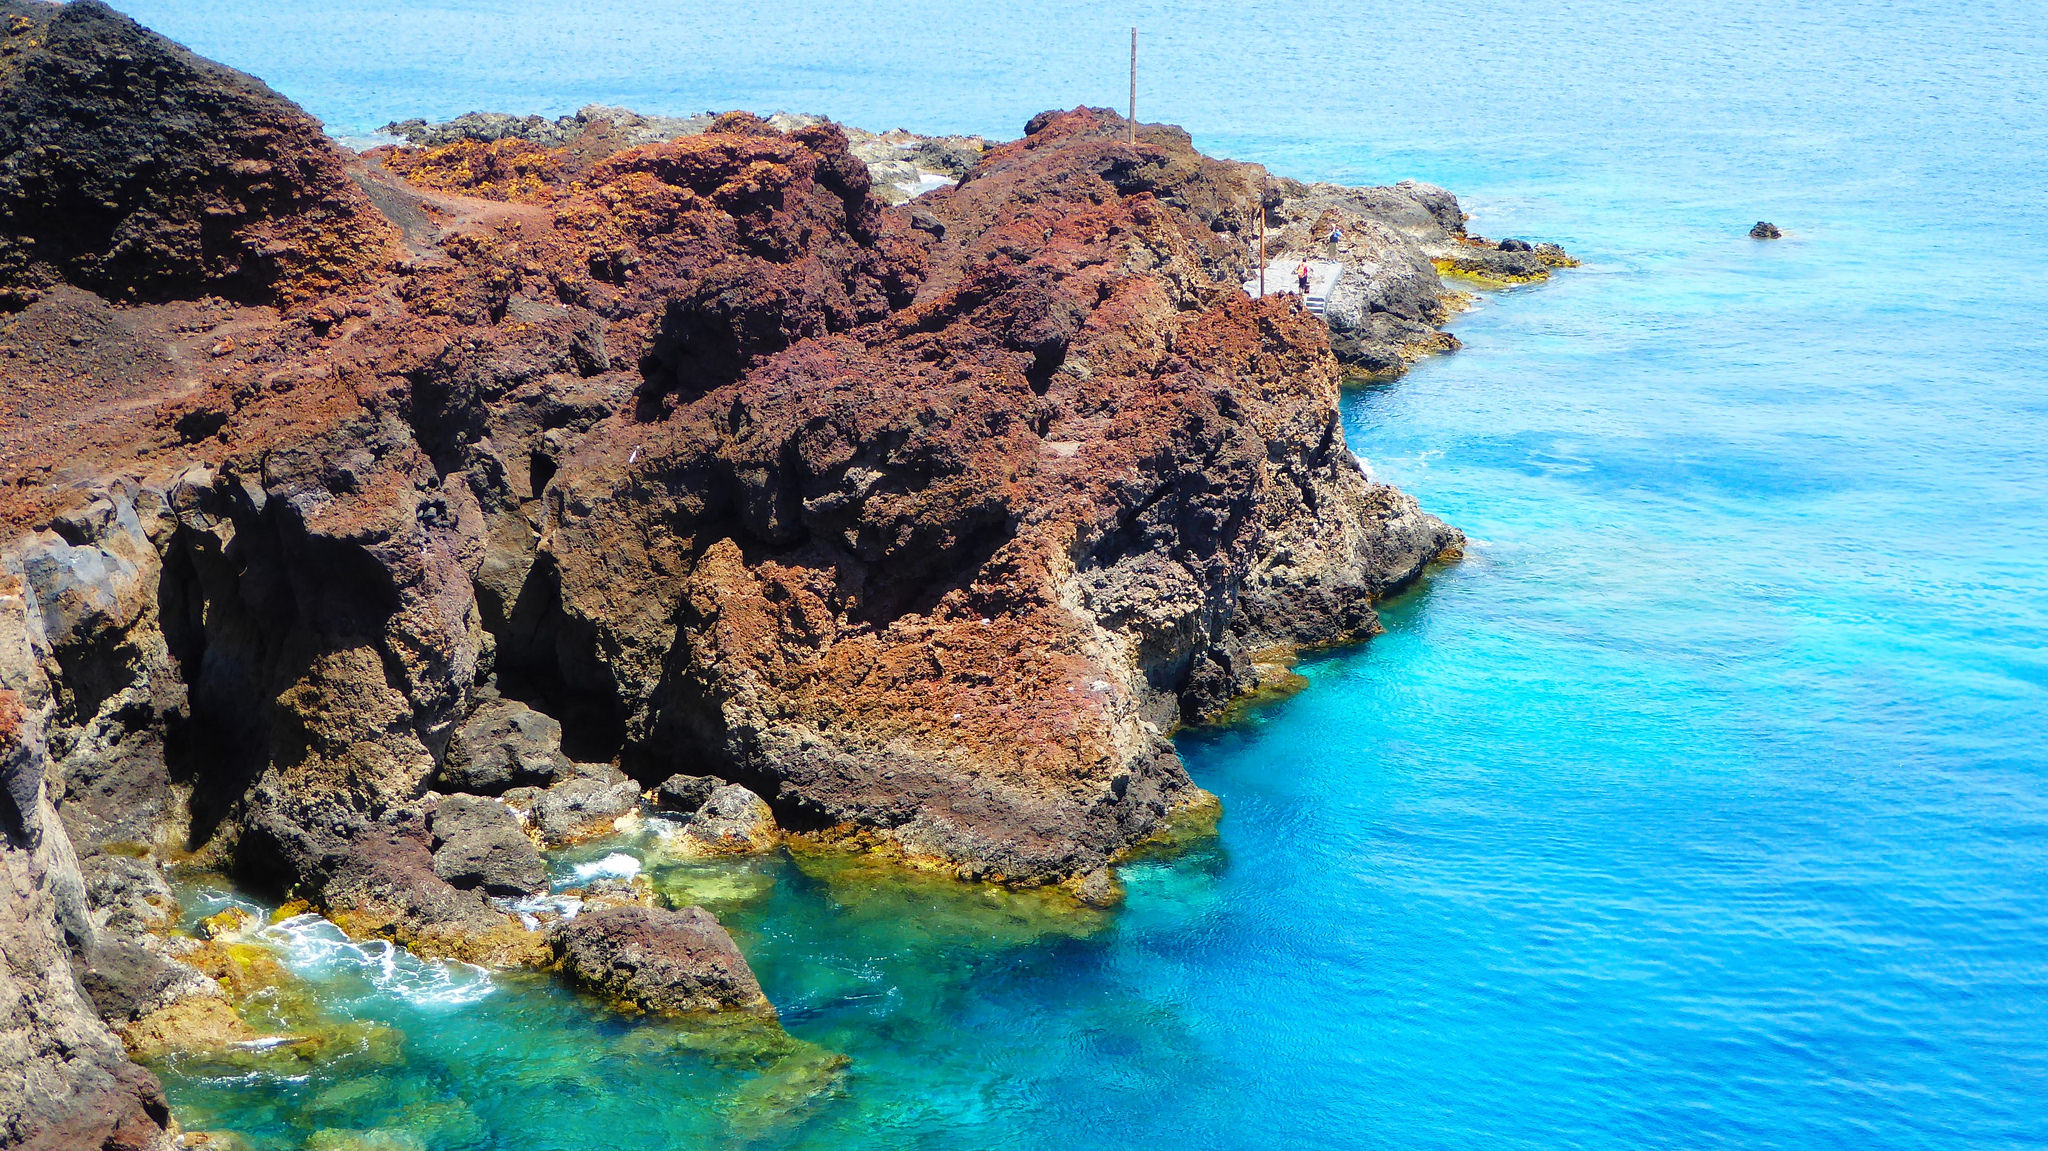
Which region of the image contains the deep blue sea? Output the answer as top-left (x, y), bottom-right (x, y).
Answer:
top-left (109, 1), bottom-right (2048, 1147)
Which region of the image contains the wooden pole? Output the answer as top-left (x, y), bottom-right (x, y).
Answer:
top-left (1257, 177), bottom-right (1266, 298)
top-left (1128, 28), bottom-right (1137, 144)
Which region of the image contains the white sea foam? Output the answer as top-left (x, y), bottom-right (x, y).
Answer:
top-left (569, 852), bottom-right (642, 883)
top-left (258, 914), bottom-right (494, 1009)
top-left (499, 893), bottom-right (584, 929)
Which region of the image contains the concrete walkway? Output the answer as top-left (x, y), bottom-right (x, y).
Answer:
top-left (1243, 258), bottom-right (1343, 316)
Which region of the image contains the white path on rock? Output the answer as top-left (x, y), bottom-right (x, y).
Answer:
top-left (1243, 258), bottom-right (1344, 317)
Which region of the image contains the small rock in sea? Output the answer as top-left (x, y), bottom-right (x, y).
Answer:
top-left (1498, 237), bottom-right (1534, 252)
top-left (527, 769), bottom-right (642, 846)
top-left (1749, 221), bottom-right (1783, 239)
top-left (552, 904), bottom-right (771, 1015)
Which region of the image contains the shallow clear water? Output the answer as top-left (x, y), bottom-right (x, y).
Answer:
top-left (109, 0), bottom-right (2048, 1146)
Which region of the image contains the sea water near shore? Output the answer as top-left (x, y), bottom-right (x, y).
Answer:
top-left (109, 0), bottom-right (2048, 1147)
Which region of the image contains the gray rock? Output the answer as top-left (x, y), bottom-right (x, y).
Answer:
top-left (552, 904), bottom-right (769, 1015)
top-left (77, 938), bottom-right (222, 1024)
top-left (80, 852), bottom-right (177, 936)
top-left (653, 773), bottom-right (719, 813)
top-left (439, 696), bottom-right (577, 795)
top-left (525, 770), bottom-right (640, 846)
top-left (428, 794), bottom-right (547, 897)
top-left (673, 784), bottom-right (777, 854)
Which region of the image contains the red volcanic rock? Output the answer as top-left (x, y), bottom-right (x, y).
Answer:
top-left (0, 11), bottom-right (1487, 1133)
top-left (3, 10), bottom-right (1464, 1070)
top-left (553, 903), bottom-right (770, 1016)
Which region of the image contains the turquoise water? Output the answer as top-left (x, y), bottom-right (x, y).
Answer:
top-left (111, 0), bottom-right (2048, 1147)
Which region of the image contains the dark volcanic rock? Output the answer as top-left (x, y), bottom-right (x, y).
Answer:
top-left (440, 695), bottom-right (578, 794)
top-left (666, 783), bottom-right (777, 855)
top-left (1750, 220), bottom-right (1783, 239)
top-left (522, 771), bottom-right (640, 847)
top-left (552, 903), bottom-right (769, 1015)
top-left (428, 794), bottom-right (547, 896)
top-left (0, 0), bottom-right (393, 307)
top-left (76, 938), bottom-right (220, 1025)
top-left (654, 772), bottom-right (720, 813)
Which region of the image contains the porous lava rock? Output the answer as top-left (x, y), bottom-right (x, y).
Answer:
top-left (552, 903), bottom-right (770, 1016)
top-left (427, 793), bottom-right (547, 896)
top-left (0, 0), bottom-right (394, 308)
top-left (439, 694), bottom-right (577, 794)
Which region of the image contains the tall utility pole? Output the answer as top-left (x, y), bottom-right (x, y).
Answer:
top-left (1128, 28), bottom-right (1137, 144)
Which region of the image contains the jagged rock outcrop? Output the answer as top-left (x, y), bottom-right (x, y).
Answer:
top-left (2, 663), bottom-right (174, 1149)
top-left (0, 8), bottom-right (1548, 1138)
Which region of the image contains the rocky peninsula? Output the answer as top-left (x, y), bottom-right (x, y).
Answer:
top-left (0, 2), bottom-right (1570, 1146)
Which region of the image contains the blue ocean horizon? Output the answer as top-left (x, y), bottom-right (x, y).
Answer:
top-left (113, 0), bottom-right (2048, 1146)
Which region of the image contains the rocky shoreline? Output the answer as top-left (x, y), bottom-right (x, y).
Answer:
top-left (0, 2), bottom-right (1571, 1146)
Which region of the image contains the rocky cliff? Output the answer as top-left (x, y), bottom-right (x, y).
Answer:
top-left (0, 3), bottom-right (1552, 1142)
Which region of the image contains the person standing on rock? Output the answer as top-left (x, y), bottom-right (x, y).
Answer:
top-left (1296, 261), bottom-right (1312, 296)
top-left (1328, 225), bottom-right (1343, 248)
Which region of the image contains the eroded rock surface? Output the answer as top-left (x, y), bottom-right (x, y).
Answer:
top-left (0, 7), bottom-right (1554, 1135)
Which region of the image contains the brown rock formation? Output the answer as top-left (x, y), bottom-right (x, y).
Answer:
top-left (0, 8), bottom-right (1490, 1136)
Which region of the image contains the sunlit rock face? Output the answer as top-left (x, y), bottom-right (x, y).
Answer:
top-left (0, 5), bottom-right (1477, 1135)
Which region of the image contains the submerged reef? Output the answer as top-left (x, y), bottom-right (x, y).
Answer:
top-left (0, 1), bottom-right (1571, 1144)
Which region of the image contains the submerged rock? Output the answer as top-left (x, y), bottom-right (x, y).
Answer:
top-left (427, 794), bottom-right (548, 896)
top-left (552, 904), bottom-right (771, 1016)
top-left (1750, 220), bottom-right (1783, 239)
